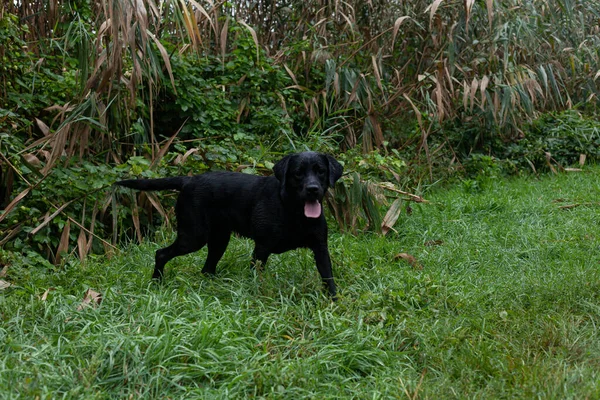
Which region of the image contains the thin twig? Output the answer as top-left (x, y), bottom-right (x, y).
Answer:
top-left (558, 202), bottom-right (600, 210)
top-left (339, 26), bottom-right (395, 68)
top-left (66, 215), bottom-right (117, 251)
top-left (0, 151), bottom-right (32, 185)
top-left (379, 182), bottom-right (429, 203)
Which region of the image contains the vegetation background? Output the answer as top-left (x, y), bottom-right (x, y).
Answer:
top-left (1, 1), bottom-right (600, 397)
top-left (1, 0), bottom-right (599, 261)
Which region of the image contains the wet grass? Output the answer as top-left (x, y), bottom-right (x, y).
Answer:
top-left (2, 167), bottom-right (600, 398)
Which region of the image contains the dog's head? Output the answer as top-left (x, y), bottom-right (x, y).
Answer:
top-left (273, 152), bottom-right (343, 218)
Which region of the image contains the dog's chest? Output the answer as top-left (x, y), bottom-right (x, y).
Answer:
top-left (255, 217), bottom-right (324, 253)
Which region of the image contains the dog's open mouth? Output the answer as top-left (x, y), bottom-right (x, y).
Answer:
top-left (304, 200), bottom-right (322, 218)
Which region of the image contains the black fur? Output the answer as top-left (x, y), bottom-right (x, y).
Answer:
top-left (115, 151), bottom-right (343, 299)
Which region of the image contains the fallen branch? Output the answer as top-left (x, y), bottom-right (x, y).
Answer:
top-left (379, 182), bottom-right (429, 203)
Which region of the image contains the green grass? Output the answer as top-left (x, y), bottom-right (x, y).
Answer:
top-left (2, 168), bottom-right (600, 398)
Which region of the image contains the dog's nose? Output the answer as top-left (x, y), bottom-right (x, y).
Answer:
top-left (306, 184), bottom-right (320, 195)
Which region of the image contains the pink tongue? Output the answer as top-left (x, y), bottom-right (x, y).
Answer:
top-left (304, 201), bottom-right (322, 218)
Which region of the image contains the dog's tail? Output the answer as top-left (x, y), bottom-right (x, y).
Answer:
top-left (115, 176), bottom-right (188, 192)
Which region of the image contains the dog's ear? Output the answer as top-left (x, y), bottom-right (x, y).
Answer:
top-left (273, 154), bottom-right (292, 184)
top-left (325, 154), bottom-right (343, 186)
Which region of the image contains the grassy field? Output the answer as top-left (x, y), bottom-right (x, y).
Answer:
top-left (2, 168), bottom-right (600, 398)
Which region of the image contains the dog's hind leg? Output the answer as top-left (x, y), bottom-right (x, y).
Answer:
top-left (201, 233), bottom-right (231, 275)
top-left (154, 235), bottom-right (205, 279)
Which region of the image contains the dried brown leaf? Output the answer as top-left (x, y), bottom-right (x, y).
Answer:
top-left (148, 30), bottom-right (176, 94)
top-left (41, 287), bottom-right (55, 301)
top-left (0, 187), bottom-right (32, 224)
top-left (180, 148), bottom-right (199, 165)
top-left (76, 289), bottom-right (102, 311)
top-left (55, 220), bottom-right (71, 265)
top-left (378, 165), bottom-right (401, 182)
top-left (188, 0), bottom-right (216, 36)
top-left (469, 77), bottom-right (478, 111)
top-left (435, 71), bottom-right (444, 121)
top-left (147, 0), bottom-right (159, 19)
top-left (346, 76), bottom-right (363, 106)
top-left (339, 11), bottom-right (355, 37)
top-left (44, 103), bottom-right (75, 114)
top-left (486, 0), bottom-right (494, 28)
top-left (237, 97), bottom-right (248, 123)
top-left (0, 280), bottom-right (11, 290)
top-left (150, 120), bottom-right (187, 168)
top-left (465, 0), bottom-right (475, 33)
top-left (131, 195), bottom-right (142, 244)
top-left (0, 265), bottom-right (8, 278)
top-left (545, 152), bottom-right (558, 174)
top-left (238, 20), bottom-right (259, 63)
top-left (381, 199), bottom-right (403, 235)
top-left (443, 62), bottom-right (454, 94)
top-left (35, 118), bottom-right (50, 136)
top-left (41, 126), bottom-right (70, 175)
top-left (220, 17), bottom-right (229, 62)
top-left (77, 228), bottom-right (88, 260)
top-left (394, 253), bottom-right (422, 269)
top-left (283, 64), bottom-right (299, 86)
top-left (392, 16), bottom-right (410, 49)
top-left (559, 204), bottom-right (583, 210)
top-left (372, 56), bottom-right (384, 94)
top-left (463, 80), bottom-right (469, 111)
top-left (0, 225), bottom-right (22, 247)
top-left (403, 94), bottom-right (423, 133)
top-left (22, 154), bottom-right (42, 169)
top-left (480, 75), bottom-right (490, 108)
top-left (180, 2), bottom-right (199, 50)
top-left (426, 0), bottom-right (444, 30)
top-left (369, 114), bottom-right (384, 147)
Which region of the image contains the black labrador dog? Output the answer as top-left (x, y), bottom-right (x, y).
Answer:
top-left (116, 152), bottom-right (343, 299)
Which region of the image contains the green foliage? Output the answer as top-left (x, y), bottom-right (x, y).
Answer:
top-left (4, 0), bottom-right (600, 265)
top-left (503, 110), bottom-right (600, 171)
top-left (2, 161), bottom-right (117, 257)
top-left (0, 13), bottom-right (28, 98)
top-left (340, 148), bottom-right (407, 182)
top-left (2, 169), bottom-right (600, 397)
top-left (0, 12), bottom-right (79, 137)
top-left (440, 109), bottom-right (600, 180)
top-left (326, 149), bottom-right (410, 234)
top-left (156, 30), bottom-right (300, 159)
top-left (462, 154), bottom-right (502, 178)
top-left (0, 13), bottom-right (32, 136)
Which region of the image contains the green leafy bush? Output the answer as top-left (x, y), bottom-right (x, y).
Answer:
top-left (155, 29), bottom-right (302, 161)
top-left (503, 111), bottom-right (600, 171)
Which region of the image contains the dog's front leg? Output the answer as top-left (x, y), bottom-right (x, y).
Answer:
top-left (312, 245), bottom-right (337, 300)
top-left (251, 244), bottom-right (271, 270)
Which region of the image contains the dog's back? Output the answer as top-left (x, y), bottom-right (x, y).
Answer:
top-left (116, 172), bottom-right (279, 234)
top-left (116, 172), bottom-right (270, 194)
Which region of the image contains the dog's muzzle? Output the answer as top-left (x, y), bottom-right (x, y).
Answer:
top-left (303, 183), bottom-right (323, 218)
top-left (304, 200), bottom-right (321, 218)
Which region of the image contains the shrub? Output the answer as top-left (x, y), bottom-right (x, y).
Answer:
top-left (503, 110), bottom-right (600, 171)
